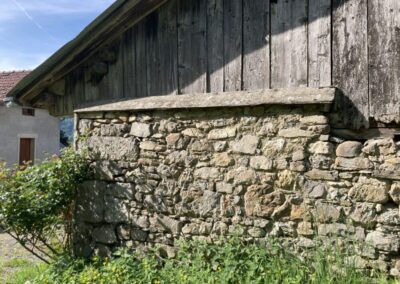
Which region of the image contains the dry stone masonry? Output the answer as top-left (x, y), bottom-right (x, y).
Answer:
top-left (74, 103), bottom-right (400, 275)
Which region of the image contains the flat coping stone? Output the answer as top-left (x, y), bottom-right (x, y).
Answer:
top-left (75, 87), bottom-right (336, 113)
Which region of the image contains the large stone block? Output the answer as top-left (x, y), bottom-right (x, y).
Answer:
top-left (81, 136), bottom-right (139, 161)
top-left (366, 231), bottom-right (400, 253)
top-left (349, 177), bottom-right (390, 204)
top-left (107, 183), bottom-right (135, 199)
top-left (250, 156), bottom-right (273, 171)
top-left (75, 181), bottom-right (106, 223)
top-left (104, 196), bottom-right (130, 223)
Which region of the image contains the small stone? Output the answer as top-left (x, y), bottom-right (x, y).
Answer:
top-left (208, 127), bottom-right (236, 140)
top-left (292, 150), bottom-right (306, 161)
top-left (297, 221), bottom-right (313, 236)
top-left (305, 169), bottom-right (338, 181)
top-left (313, 202), bottom-right (341, 223)
top-left (389, 183), bottom-right (400, 204)
top-left (140, 141), bottom-right (165, 152)
top-left (335, 157), bottom-right (372, 171)
top-left (349, 203), bottom-right (377, 227)
top-left (116, 224), bottom-right (131, 240)
top-left (93, 225), bottom-right (117, 244)
top-left (194, 167), bottom-right (220, 180)
top-left (131, 228), bottom-right (148, 242)
top-left (182, 128), bottom-right (203, 137)
top-left (377, 208), bottom-right (400, 225)
top-left (248, 227), bottom-right (266, 238)
top-left (213, 141), bottom-right (227, 152)
top-left (130, 122), bottom-right (152, 137)
top-left (308, 184), bottom-right (326, 199)
top-left (317, 223), bottom-right (350, 236)
top-left (336, 141), bottom-right (363, 157)
top-left (216, 182), bottom-right (233, 194)
top-left (308, 141), bottom-right (334, 155)
top-left (166, 133), bottom-right (181, 146)
top-left (278, 128), bottom-right (315, 138)
top-left (212, 153), bottom-right (234, 167)
top-left (227, 167), bottom-right (257, 185)
top-left (250, 156), bottom-right (273, 170)
top-left (366, 231), bottom-right (400, 253)
top-left (232, 135), bottom-right (259, 154)
top-left (156, 215), bottom-right (182, 235)
top-left (349, 177), bottom-right (390, 204)
top-left (290, 205), bottom-right (306, 220)
top-left (300, 115), bottom-right (328, 125)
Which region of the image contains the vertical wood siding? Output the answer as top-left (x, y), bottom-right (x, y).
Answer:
top-left (57, 0), bottom-right (400, 130)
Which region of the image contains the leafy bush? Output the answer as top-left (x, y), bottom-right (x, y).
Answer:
top-left (33, 237), bottom-right (393, 284)
top-left (0, 148), bottom-right (89, 263)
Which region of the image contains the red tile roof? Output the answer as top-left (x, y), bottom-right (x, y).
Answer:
top-left (0, 71), bottom-right (30, 101)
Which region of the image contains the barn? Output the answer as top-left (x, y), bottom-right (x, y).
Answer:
top-left (8, 0), bottom-right (400, 272)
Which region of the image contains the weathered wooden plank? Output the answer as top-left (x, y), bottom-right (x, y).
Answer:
top-left (368, 0), bottom-right (400, 123)
top-left (135, 20), bottom-right (148, 97)
top-left (106, 41), bottom-right (124, 99)
top-left (243, 0), bottom-right (270, 91)
top-left (223, 0), bottom-right (242, 91)
top-left (207, 0), bottom-right (224, 92)
top-left (271, 0), bottom-right (308, 88)
top-left (158, 0), bottom-right (178, 96)
top-left (308, 0), bottom-right (331, 87)
top-left (332, 0), bottom-right (368, 129)
top-left (178, 0), bottom-right (207, 94)
top-left (123, 27), bottom-right (137, 98)
top-left (76, 87), bottom-right (336, 113)
top-left (146, 11), bottom-right (161, 97)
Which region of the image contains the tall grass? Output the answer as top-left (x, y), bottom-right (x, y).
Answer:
top-left (32, 236), bottom-right (395, 284)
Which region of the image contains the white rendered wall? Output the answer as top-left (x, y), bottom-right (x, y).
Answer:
top-left (0, 105), bottom-right (60, 166)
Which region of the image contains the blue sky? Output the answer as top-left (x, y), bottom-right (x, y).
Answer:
top-left (0, 0), bottom-right (115, 71)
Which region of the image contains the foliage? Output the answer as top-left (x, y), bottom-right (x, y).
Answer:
top-left (0, 148), bottom-right (89, 263)
top-left (33, 237), bottom-right (394, 284)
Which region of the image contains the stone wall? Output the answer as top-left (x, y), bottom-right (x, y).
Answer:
top-left (75, 104), bottom-right (400, 275)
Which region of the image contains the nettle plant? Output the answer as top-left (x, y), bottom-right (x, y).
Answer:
top-left (0, 148), bottom-right (89, 263)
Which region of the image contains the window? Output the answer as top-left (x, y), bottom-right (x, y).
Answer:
top-left (19, 138), bottom-right (35, 165)
top-left (22, 108), bottom-right (35, 116)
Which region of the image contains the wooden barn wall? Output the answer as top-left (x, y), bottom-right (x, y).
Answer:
top-left (55, 0), bottom-right (400, 129)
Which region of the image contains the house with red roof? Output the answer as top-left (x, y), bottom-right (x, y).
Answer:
top-left (0, 71), bottom-right (59, 166)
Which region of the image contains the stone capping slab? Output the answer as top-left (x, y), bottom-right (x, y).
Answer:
top-left (75, 87), bottom-right (335, 113)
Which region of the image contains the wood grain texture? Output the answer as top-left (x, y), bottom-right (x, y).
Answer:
top-left (243, 0), bottom-right (270, 90)
top-left (123, 27), bottom-right (137, 98)
top-left (178, 0), bottom-right (207, 94)
top-left (332, 0), bottom-right (368, 129)
top-left (368, 0), bottom-right (400, 122)
top-left (207, 0), bottom-right (224, 92)
top-left (146, 11), bottom-right (161, 97)
top-left (135, 21), bottom-right (148, 97)
top-left (158, 0), bottom-right (178, 96)
top-left (223, 0), bottom-right (242, 91)
top-left (106, 41), bottom-right (125, 100)
top-left (271, 0), bottom-right (308, 88)
top-left (308, 0), bottom-right (331, 87)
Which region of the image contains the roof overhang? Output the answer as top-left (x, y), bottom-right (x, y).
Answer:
top-left (8, 0), bottom-right (168, 104)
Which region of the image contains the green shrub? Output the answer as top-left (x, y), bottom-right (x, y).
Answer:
top-left (0, 148), bottom-right (89, 263)
top-left (33, 237), bottom-right (394, 284)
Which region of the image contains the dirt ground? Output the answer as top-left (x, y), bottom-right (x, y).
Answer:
top-left (0, 233), bottom-right (39, 281)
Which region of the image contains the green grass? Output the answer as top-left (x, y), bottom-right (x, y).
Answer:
top-left (0, 257), bottom-right (47, 284)
top-left (28, 237), bottom-right (397, 284)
